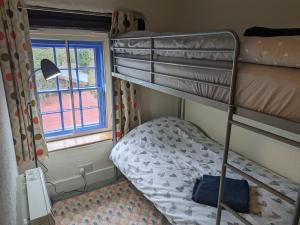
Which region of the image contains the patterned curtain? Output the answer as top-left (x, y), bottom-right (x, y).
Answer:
top-left (0, 0), bottom-right (48, 164)
top-left (110, 11), bottom-right (142, 141)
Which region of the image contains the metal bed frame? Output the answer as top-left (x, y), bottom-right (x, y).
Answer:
top-left (110, 31), bottom-right (300, 225)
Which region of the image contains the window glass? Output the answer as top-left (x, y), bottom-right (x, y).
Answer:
top-left (32, 40), bottom-right (106, 138)
top-left (42, 113), bottom-right (62, 133)
top-left (78, 69), bottom-right (96, 87)
top-left (81, 90), bottom-right (98, 108)
top-left (63, 111), bottom-right (74, 129)
top-left (61, 92), bottom-right (72, 110)
top-left (72, 91), bottom-right (80, 109)
top-left (32, 47), bottom-right (54, 69)
top-left (58, 69), bottom-right (77, 89)
top-left (74, 109), bottom-right (82, 129)
top-left (35, 70), bottom-right (57, 91)
top-left (77, 48), bottom-right (95, 67)
top-left (83, 108), bottom-right (99, 125)
top-left (39, 93), bottom-right (60, 113)
top-left (57, 72), bottom-right (70, 90)
top-left (56, 47), bottom-right (76, 69)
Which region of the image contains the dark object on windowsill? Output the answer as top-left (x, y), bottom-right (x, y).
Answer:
top-left (244, 26), bottom-right (300, 37)
top-left (192, 175), bottom-right (250, 213)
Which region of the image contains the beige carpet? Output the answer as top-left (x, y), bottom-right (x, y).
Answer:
top-left (53, 180), bottom-right (170, 225)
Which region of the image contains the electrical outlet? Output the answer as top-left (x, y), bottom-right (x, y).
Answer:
top-left (77, 163), bottom-right (93, 174)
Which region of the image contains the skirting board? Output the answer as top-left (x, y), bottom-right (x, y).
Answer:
top-left (46, 166), bottom-right (115, 197)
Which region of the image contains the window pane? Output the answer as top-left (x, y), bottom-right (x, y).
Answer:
top-left (58, 69), bottom-right (78, 89)
top-left (42, 113), bottom-right (62, 133)
top-left (56, 47), bottom-right (76, 69)
top-left (83, 108), bottom-right (99, 126)
top-left (81, 90), bottom-right (98, 108)
top-left (32, 39), bottom-right (106, 137)
top-left (61, 91), bottom-right (72, 110)
top-left (68, 69), bottom-right (78, 89)
top-left (75, 109), bottom-right (82, 128)
top-left (77, 48), bottom-right (95, 67)
top-left (63, 111), bottom-right (74, 129)
top-left (73, 91), bottom-right (80, 109)
top-left (39, 93), bottom-right (60, 113)
top-left (32, 47), bottom-right (54, 69)
top-left (35, 70), bottom-right (57, 90)
top-left (78, 69), bottom-right (96, 87)
top-left (57, 70), bottom-right (70, 89)
top-left (56, 47), bottom-right (67, 68)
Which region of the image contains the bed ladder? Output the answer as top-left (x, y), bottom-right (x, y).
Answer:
top-left (216, 68), bottom-right (300, 224)
top-left (216, 106), bottom-right (300, 225)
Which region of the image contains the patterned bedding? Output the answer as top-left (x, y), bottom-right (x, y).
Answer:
top-left (110, 117), bottom-right (299, 225)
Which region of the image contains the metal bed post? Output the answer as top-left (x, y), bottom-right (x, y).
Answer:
top-left (177, 98), bottom-right (186, 120)
top-left (181, 98), bottom-right (186, 120)
top-left (216, 31), bottom-right (240, 225)
top-left (177, 98), bottom-right (182, 118)
top-left (215, 105), bottom-right (234, 224)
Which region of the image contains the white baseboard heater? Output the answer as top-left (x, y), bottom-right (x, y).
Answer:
top-left (17, 168), bottom-right (55, 225)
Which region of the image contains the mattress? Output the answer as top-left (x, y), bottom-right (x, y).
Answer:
top-left (236, 63), bottom-right (300, 123)
top-left (112, 32), bottom-right (300, 123)
top-left (110, 117), bottom-right (299, 225)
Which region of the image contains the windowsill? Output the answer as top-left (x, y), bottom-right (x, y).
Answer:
top-left (47, 131), bottom-right (112, 152)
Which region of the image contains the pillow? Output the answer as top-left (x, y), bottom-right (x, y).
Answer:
top-left (244, 27), bottom-right (300, 37)
top-left (239, 36), bottom-right (300, 68)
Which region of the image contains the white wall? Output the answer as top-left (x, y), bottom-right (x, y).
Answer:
top-left (176, 0), bottom-right (300, 35)
top-left (19, 141), bottom-right (114, 194)
top-left (0, 72), bottom-right (18, 225)
top-left (140, 87), bottom-right (178, 122)
top-left (43, 142), bottom-right (113, 182)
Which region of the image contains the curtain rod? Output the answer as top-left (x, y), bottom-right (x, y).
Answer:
top-left (20, 5), bottom-right (113, 17)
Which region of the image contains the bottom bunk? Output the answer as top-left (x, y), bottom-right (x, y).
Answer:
top-left (110, 117), bottom-right (299, 225)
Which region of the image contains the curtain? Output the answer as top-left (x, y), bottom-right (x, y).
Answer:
top-left (0, 0), bottom-right (47, 164)
top-left (110, 11), bottom-right (142, 141)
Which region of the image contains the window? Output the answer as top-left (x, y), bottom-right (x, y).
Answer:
top-left (32, 39), bottom-right (107, 139)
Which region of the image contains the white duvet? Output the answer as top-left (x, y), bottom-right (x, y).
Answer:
top-left (110, 117), bottom-right (299, 225)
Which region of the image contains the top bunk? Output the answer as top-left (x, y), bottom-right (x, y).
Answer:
top-left (110, 30), bottom-right (300, 137)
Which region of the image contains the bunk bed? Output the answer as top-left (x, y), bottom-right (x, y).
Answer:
top-left (109, 30), bottom-right (300, 225)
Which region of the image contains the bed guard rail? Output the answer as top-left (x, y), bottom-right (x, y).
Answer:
top-left (110, 31), bottom-right (239, 111)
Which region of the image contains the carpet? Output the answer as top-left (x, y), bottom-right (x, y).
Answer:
top-left (53, 180), bottom-right (170, 225)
